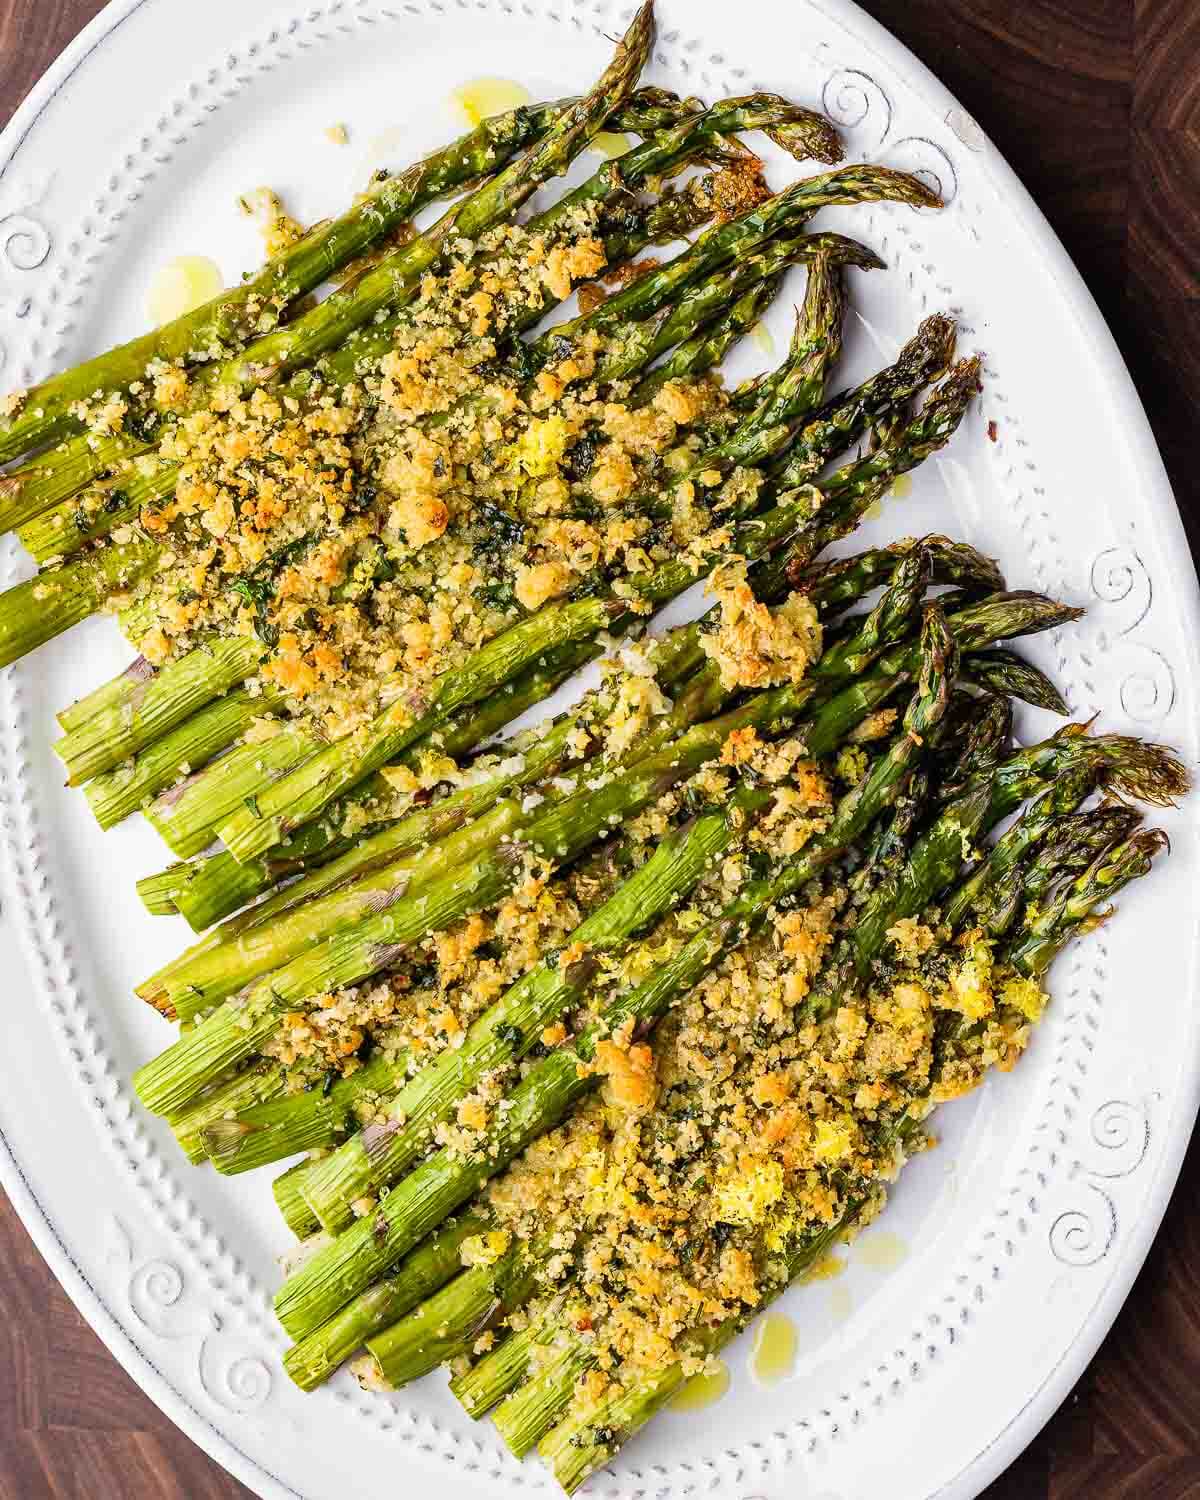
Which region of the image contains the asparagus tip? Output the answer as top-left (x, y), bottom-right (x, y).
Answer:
top-left (898, 313), bottom-right (958, 382)
top-left (1098, 736), bottom-right (1190, 808)
top-left (812, 233), bottom-right (886, 272)
top-left (764, 111), bottom-right (845, 167)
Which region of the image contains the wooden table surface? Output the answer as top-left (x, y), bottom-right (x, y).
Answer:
top-left (1, 1), bottom-right (1197, 1496)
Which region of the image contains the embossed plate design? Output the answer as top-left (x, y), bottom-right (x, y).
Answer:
top-left (0, 3), bottom-right (1198, 1498)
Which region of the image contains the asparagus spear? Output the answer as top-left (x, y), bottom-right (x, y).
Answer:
top-left (172, 557), bottom-right (918, 1162)
top-left (154, 544), bottom-right (1001, 1182)
top-left (282, 1212), bottom-right (494, 1392)
top-left (962, 645), bottom-right (1069, 714)
top-left (81, 236), bottom-right (826, 841)
top-left (849, 723), bottom-right (1187, 968)
top-left (167, 1061), bottom-right (288, 1164)
top-left (0, 3), bottom-right (656, 489)
top-left (47, 294), bottom-right (952, 797)
top-left (309, 633), bottom-right (1134, 1380)
top-left (200, 1051), bottom-right (411, 1175)
top-left (141, 262), bottom-right (852, 1003)
top-left (365, 1231), bottom-right (558, 1387)
top-left (0, 539), bottom-right (159, 670)
top-left (133, 685), bottom-right (801, 1119)
top-left (513, 778), bottom-right (1169, 1473)
top-left (451, 1310), bottom-right (569, 1420)
top-left (147, 531), bottom-right (994, 1014)
top-left (9, 161), bottom-right (874, 690)
top-left (370, 643), bottom-right (1074, 1407)
top-left (9, 153), bottom-right (929, 675)
top-left (270, 607), bottom-right (958, 1341)
top-left (977, 802), bottom-right (1143, 939)
top-left (140, 724), bottom-right (320, 859)
top-left (82, 685), bottom-right (288, 831)
top-left (147, 637), bottom-right (604, 928)
top-left (274, 1161), bottom-right (322, 1240)
top-left (53, 636), bottom-right (265, 786)
top-left (1007, 828), bottom-right (1169, 976)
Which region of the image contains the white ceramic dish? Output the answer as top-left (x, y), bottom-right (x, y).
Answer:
top-left (1, 3), bottom-right (1198, 1497)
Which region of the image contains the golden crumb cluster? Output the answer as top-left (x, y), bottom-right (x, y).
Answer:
top-left (447, 765), bottom-right (1049, 1410)
top-left (100, 202), bottom-right (742, 741)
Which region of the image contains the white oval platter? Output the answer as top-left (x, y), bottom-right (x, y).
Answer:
top-left (1, 2), bottom-right (1198, 1498)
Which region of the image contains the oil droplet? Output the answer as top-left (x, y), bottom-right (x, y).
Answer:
top-left (750, 1313), bottom-right (797, 1386)
top-left (799, 1252), bottom-right (846, 1285)
top-left (750, 320), bottom-right (775, 356)
top-left (828, 1282), bottom-right (853, 1324)
top-left (668, 1360), bottom-right (730, 1412)
top-left (450, 78), bottom-right (533, 129)
top-left (146, 255), bottom-right (222, 325)
top-left (854, 1230), bottom-right (909, 1272)
top-left (889, 473), bottom-right (913, 500)
top-left (590, 131), bottom-right (631, 159)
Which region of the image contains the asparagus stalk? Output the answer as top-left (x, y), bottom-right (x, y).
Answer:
top-left (83, 685), bottom-right (287, 831)
top-left (158, 544), bottom-right (997, 1178)
top-left (16, 164), bottom-right (727, 565)
top-left (14, 171), bottom-right (717, 567)
top-left (274, 1161), bottom-right (322, 1240)
top-left (134, 705), bottom-right (792, 1112)
top-left (141, 722), bottom-right (318, 859)
top-left (43, 286), bottom-right (949, 798)
top-left (849, 724), bottom-right (1187, 968)
top-left (94, 240), bottom-right (819, 844)
top-left (962, 645), bottom-right (1069, 715)
top-left (139, 629), bottom-right (706, 1016)
top-left (271, 607), bottom-right (958, 1342)
top-left (137, 869), bottom-right (186, 918)
top-left (1007, 828), bottom-right (1169, 976)
top-left (53, 636), bottom-right (264, 785)
top-left (167, 1061), bottom-right (289, 1164)
top-left (0, 432), bottom-right (152, 533)
top-left (365, 1232), bottom-right (557, 1387)
top-left (282, 1212), bottom-right (493, 1392)
top-left (449, 1309), bottom-right (571, 1420)
top-left (499, 773), bottom-right (1166, 1461)
top-left (150, 545), bottom-right (942, 1087)
top-left (977, 803), bottom-right (1143, 939)
top-left (0, 539), bottom-right (158, 670)
top-left (130, 373), bottom-right (1001, 1118)
top-left (19, 153), bottom-right (884, 697)
top-left (142, 321), bottom-right (961, 932)
top-left (201, 1051), bottom-right (411, 1174)
top-left (940, 763), bottom-right (1106, 931)
top-left (525, 787), bottom-right (1171, 1483)
top-left (4, 3), bottom-right (656, 490)
top-left (297, 615), bottom-right (1098, 1374)
top-left (140, 253), bottom-right (853, 1003)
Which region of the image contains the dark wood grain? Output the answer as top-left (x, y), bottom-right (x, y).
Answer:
top-left (0, 1), bottom-right (1198, 1496)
